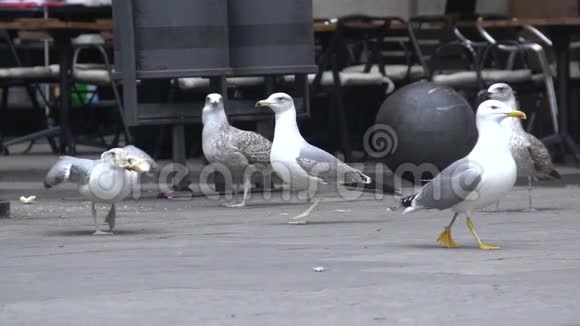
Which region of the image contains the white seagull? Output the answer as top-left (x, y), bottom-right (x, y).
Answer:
top-left (484, 83), bottom-right (561, 211)
top-left (256, 92), bottom-right (371, 224)
top-left (400, 100), bottom-right (526, 250)
top-left (44, 145), bottom-right (156, 235)
top-left (202, 93), bottom-right (272, 207)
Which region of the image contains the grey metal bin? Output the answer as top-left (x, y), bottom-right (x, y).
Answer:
top-left (112, 0), bottom-right (230, 126)
top-left (113, 0), bottom-right (229, 80)
top-left (226, 0), bottom-right (317, 123)
top-left (227, 0), bottom-right (317, 76)
top-left (112, 0), bottom-right (316, 167)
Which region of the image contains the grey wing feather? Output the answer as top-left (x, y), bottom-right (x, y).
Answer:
top-left (214, 144), bottom-right (251, 168)
top-left (413, 158), bottom-right (482, 210)
top-left (296, 143), bottom-right (371, 184)
top-left (231, 128), bottom-right (272, 166)
top-left (526, 134), bottom-right (560, 179)
top-left (44, 156), bottom-right (96, 188)
top-left (123, 145), bottom-right (158, 171)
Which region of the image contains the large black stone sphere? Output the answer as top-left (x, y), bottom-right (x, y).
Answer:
top-left (372, 81), bottom-right (477, 179)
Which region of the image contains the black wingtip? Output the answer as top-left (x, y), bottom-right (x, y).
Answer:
top-left (43, 180), bottom-right (51, 189)
top-left (400, 194), bottom-right (417, 208)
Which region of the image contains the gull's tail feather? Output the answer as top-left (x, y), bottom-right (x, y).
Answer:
top-left (537, 168), bottom-right (561, 181)
top-left (43, 179), bottom-right (54, 189)
top-left (400, 194), bottom-right (416, 207)
top-left (548, 169), bottom-right (561, 180)
top-left (358, 172), bottom-right (372, 184)
top-left (400, 194), bottom-right (418, 214)
top-left (342, 167), bottom-right (372, 185)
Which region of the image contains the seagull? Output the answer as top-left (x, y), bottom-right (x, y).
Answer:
top-left (400, 100), bottom-right (526, 250)
top-left (44, 145), bottom-right (156, 235)
top-left (202, 93), bottom-right (272, 207)
top-left (483, 83), bottom-right (561, 211)
top-left (256, 92), bottom-right (371, 224)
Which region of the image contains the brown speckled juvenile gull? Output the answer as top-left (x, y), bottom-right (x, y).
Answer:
top-left (485, 83), bottom-right (561, 211)
top-left (202, 93), bottom-right (272, 208)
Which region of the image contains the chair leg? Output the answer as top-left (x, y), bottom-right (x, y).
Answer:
top-left (0, 87), bottom-right (9, 155)
top-left (543, 77), bottom-right (559, 134)
top-left (527, 43), bottom-right (559, 134)
top-left (27, 83), bottom-right (64, 154)
top-left (46, 133), bottom-right (59, 154)
top-left (331, 68), bottom-right (352, 162)
top-left (110, 79), bottom-right (132, 145)
top-left (31, 84), bottom-right (59, 154)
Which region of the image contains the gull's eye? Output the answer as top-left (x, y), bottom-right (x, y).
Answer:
top-left (127, 158), bottom-right (134, 165)
top-left (491, 105), bottom-right (499, 110)
top-left (205, 97), bottom-right (210, 103)
top-left (277, 96), bottom-right (285, 102)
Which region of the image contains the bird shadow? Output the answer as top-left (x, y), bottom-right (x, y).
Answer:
top-left (394, 243), bottom-right (499, 251)
top-left (307, 219), bottom-right (389, 225)
top-left (42, 228), bottom-right (162, 237)
top-left (264, 219), bottom-right (388, 226)
top-left (236, 201), bottom-right (312, 209)
top-left (482, 207), bottom-right (564, 213)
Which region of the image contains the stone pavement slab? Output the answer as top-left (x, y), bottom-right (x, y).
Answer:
top-left (0, 182), bottom-right (579, 325)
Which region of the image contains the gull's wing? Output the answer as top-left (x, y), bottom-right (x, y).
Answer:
top-left (231, 128), bottom-right (272, 165)
top-left (526, 133), bottom-right (561, 180)
top-left (410, 158), bottom-right (482, 210)
top-left (122, 145), bottom-right (158, 171)
top-left (213, 144), bottom-right (250, 168)
top-left (296, 143), bottom-right (370, 184)
top-left (44, 156), bottom-right (97, 188)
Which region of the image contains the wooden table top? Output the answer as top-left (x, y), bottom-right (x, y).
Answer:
top-left (1, 16), bottom-right (580, 33)
top-left (0, 18), bottom-right (112, 31)
top-left (313, 17), bottom-right (580, 33)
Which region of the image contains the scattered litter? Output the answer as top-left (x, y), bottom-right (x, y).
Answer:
top-left (280, 213), bottom-right (289, 216)
top-left (166, 193), bottom-right (175, 200)
top-left (335, 209), bottom-right (351, 212)
top-left (312, 266), bottom-right (325, 272)
top-left (19, 196), bottom-right (36, 204)
top-left (386, 204), bottom-right (401, 212)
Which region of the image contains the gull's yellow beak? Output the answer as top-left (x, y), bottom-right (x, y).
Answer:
top-left (255, 100), bottom-right (269, 109)
top-left (506, 110), bottom-right (526, 120)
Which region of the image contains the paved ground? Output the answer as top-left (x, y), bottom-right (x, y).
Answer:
top-left (1, 149), bottom-right (580, 325)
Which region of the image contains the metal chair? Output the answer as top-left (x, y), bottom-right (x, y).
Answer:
top-left (309, 15), bottom-right (399, 161)
top-left (0, 32), bottom-right (130, 154)
top-left (68, 34), bottom-right (131, 147)
top-left (0, 30), bottom-right (58, 155)
top-left (408, 15), bottom-right (484, 91)
top-left (472, 17), bottom-right (559, 135)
